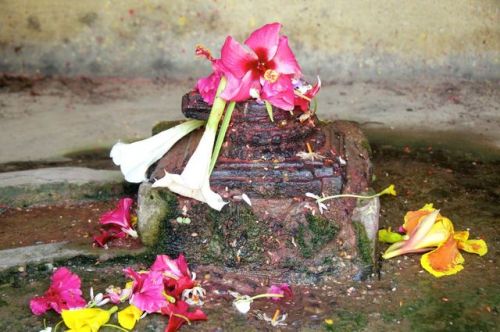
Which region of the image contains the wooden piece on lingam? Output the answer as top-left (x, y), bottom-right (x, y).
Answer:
top-left (137, 91), bottom-right (376, 281)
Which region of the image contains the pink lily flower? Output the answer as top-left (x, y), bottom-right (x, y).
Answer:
top-left (267, 283), bottom-right (293, 301)
top-left (218, 22), bottom-right (301, 108)
top-left (150, 253), bottom-right (191, 280)
top-left (30, 267), bottom-right (86, 315)
top-left (124, 268), bottom-right (168, 313)
top-left (99, 198), bottom-right (138, 238)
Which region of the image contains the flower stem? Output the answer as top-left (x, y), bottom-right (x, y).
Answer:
top-left (317, 184), bottom-right (396, 204)
top-left (53, 320), bottom-right (63, 332)
top-left (209, 100), bottom-right (235, 174)
top-left (250, 293), bottom-right (284, 300)
top-left (265, 100), bottom-right (274, 122)
top-left (103, 324), bottom-right (130, 332)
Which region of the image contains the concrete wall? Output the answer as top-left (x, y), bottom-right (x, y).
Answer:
top-left (1, 0), bottom-right (498, 80)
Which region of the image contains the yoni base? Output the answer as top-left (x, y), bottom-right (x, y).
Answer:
top-left (137, 121), bottom-right (377, 281)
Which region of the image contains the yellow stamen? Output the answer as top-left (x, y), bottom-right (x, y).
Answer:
top-left (272, 309), bottom-right (280, 323)
top-left (173, 313), bottom-right (191, 325)
top-left (294, 90), bottom-right (311, 101)
top-left (306, 142), bottom-right (313, 153)
top-left (264, 69), bottom-right (279, 83)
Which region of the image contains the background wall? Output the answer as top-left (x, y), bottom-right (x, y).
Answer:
top-left (1, 0), bottom-right (498, 80)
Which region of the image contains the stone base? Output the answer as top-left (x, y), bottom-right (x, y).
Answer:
top-left (137, 120), bottom-right (376, 280)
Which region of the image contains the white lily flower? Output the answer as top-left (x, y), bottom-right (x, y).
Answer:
top-left (110, 119), bottom-right (205, 183)
top-left (152, 78), bottom-right (228, 211)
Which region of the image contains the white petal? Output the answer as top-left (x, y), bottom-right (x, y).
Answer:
top-left (152, 123), bottom-right (227, 211)
top-left (110, 120), bottom-right (204, 183)
top-left (241, 193), bottom-right (252, 206)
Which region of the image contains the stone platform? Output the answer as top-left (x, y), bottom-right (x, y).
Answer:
top-left (137, 93), bottom-right (376, 280)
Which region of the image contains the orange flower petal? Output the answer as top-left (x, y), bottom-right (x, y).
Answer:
top-left (453, 230), bottom-right (469, 242)
top-left (420, 236), bottom-right (464, 277)
top-left (403, 203), bottom-right (435, 233)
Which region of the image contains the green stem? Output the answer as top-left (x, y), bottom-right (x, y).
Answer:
top-left (317, 192), bottom-right (383, 203)
top-left (206, 77), bottom-right (227, 128)
top-left (209, 101), bottom-right (235, 174)
top-left (264, 101), bottom-right (274, 122)
top-left (250, 293), bottom-right (284, 300)
top-left (103, 324), bottom-right (130, 332)
top-left (53, 320), bottom-right (64, 332)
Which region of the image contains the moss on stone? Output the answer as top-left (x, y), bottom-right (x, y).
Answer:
top-left (297, 213), bottom-right (339, 258)
top-left (353, 221), bottom-right (373, 266)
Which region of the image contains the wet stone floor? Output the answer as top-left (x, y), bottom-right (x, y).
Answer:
top-left (0, 134), bottom-right (498, 332)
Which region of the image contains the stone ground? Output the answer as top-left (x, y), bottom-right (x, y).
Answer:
top-left (0, 76), bottom-right (498, 164)
top-left (0, 77), bottom-right (499, 331)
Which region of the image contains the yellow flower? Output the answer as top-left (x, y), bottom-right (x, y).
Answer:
top-left (380, 184), bottom-right (397, 197)
top-left (118, 304), bottom-right (143, 330)
top-left (382, 204), bottom-right (488, 278)
top-left (61, 306), bottom-right (117, 332)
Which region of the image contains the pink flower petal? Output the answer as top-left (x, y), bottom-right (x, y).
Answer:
top-left (196, 71), bottom-right (222, 104)
top-left (261, 75), bottom-right (295, 110)
top-left (151, 254), bottom-right (191, 279)
top-left (125, 268), bottom-right (168, 313)
top-left (244, 22), bottom-right (281, 61)
top-left (100, 198), bottom-right (134, 230)
top-left (272, 36), bottom-right (302, 76)
top-left (267, 283), bottom-right (293, 301)
top-left (220, 36), bottom-right (257, 78)
top-left (29, 267), bottom-right (86, 315)
top-left (220, 70), bottom-right (260, 102)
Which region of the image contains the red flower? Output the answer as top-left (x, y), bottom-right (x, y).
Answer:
top-left (161, 300), bottom-right (207, 332)
top-left (29, 268), bottom-right (86, 315)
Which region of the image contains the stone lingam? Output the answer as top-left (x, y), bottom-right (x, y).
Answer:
top-left (137, 91), bottom-right (377, 281)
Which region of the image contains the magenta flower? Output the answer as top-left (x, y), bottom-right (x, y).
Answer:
top-left (124, 268), bottom-right (168, 313)
top-left (161, 300), bottom-right (207, 332)
top-left (218, 22), bottom-right (301, 108)
top-left (99, 198), bottom-right (138, 238)
top-left (294, 77), bottom-right (321, 112)
top-left (267, 283), bottom-right (293, 301)
top-left (150, 254), bottom-right (191, 280)
top-left (30, 267), bottom-right (86, 315)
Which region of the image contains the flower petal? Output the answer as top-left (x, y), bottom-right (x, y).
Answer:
top-left (454, 231), bottom-right (488, 256)
top-left (378, 228), bottom-right (404, 244)
top-left (118, 305), bottom-right (143, 330)
top-left (261, 75), bottom-right (295, 110)
top-left (420, 236), bottom-right (464, 277)
top-left (220, 69), bottom-right (260, 102)
top-left (272, 36), bottom-right (301, 76)
top-left (111, 120), bottom-right (205, 183)
top-left (402, 203), bottom-right (435, 233)
top-left (244, 22), bottom-right (281, 61)
top-left (221, 36), bottom-right (257, 78)
top-left (196, 71), bottom-right (222, 105)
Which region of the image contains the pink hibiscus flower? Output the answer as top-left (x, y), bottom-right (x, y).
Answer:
top-left (294, 77), bottom-right (321, 112)
top-left (195, 22), bottom-right (301, 110)
top-left (30, 267), bottom-right (86, 315)
top-left (124, 268), bottom-right (168, 313)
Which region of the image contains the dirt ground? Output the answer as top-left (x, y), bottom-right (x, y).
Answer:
top-left (0, 75), bottom-right (498, 164)
top-left (0, 142), bottom-right (498, 331)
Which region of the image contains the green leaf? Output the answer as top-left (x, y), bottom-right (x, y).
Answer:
top-left (209, 101), bottom-right (236, 174)
top-left (264, 101), bottom-right (274, 122)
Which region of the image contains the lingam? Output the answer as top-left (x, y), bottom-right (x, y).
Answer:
top-left (136, 90), bottom-right (377, 280)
